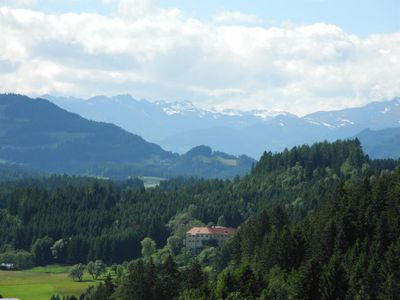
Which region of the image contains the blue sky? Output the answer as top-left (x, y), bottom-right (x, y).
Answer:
top-left (162, 0), bottom-right (399, 37)
top-left (4, 0), bottom-right (399, 37)
top-left (0, 0), bottom-right (399, 114)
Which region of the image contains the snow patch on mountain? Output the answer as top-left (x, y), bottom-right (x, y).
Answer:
top-left (337, 119), bottom-right (355, 127)
top-left (322, 122), bottom-right (335, 128)
top-left (156, 100), bottom-right (203, 116)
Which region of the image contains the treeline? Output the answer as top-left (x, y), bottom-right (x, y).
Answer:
top-left (0, 163), bottom-right (42, 182)
top-left (88, 158), bottom-right (400, 299)
top-left (0, 140), bottom-right (398, 268)
top-left (191, 165), bottom-right (400, 299)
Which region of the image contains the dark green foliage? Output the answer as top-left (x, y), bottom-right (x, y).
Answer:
top-left (114, 259), bottom-right (158, 300)
top-left (253, 139), bottom-right (366, 175)
top-left (1, 140), bottom-right (369, 264)
top-left (79, 274), bottom-right (115, 300)
top-left (380, 239), bottom-right (400, 299)
top-left (0, 249), bottom-right (34, 269)
top-left (160, 255), bottom-right (180, 299)
top-left (0, 163), bottom-right (42, 182)
top-left (206, 166), bottom-right (400, 299)
top-left (0, 209), bottom-right (22, 251)
top-left (319, 254), bottom-right (348, 299)
top-left (31, 236), bottom-right (54, 266)
top-left (51, 296), bottom-right (78, 300)
top-left (1, 139), bottom-right (399, 299)
top-left (292, 258), bottom-right (322, 300)
top-left (183, 259), bottom-right (205, 291)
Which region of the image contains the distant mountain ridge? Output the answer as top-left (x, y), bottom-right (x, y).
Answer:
top-left (356, 127), bottom-right (400, 159)
top-left (0, 94), bottom-right (254, 179)
top-left (44, 95), bottom-right (400, 158)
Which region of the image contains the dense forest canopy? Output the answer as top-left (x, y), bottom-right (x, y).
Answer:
top-left (0, 139), bottom-right (397, 265)
top-left (105, 163), bottom-right (400, 300)
top-left (0, 139), bottom-right (399, 299)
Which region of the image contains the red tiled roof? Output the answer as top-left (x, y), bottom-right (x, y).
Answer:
top-left (187, 226), bottom-right (236, 236)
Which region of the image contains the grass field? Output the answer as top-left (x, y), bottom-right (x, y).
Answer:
top-left (139, 176), bottom-right (166, 188)
top-left (0, 265), bottom-right (99, 300)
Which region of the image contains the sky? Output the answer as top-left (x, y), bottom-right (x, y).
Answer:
top-left (0, 0), bottom-right (399, 114)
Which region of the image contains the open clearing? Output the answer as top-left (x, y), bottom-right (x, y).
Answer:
top-left (0, 265), bottom-right (98, 300)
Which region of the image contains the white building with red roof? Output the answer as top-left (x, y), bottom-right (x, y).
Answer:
top-left (185, 226), bottom-right (236, 251)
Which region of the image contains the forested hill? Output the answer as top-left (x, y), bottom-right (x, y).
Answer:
top-left (0, 94), bottom-right (254, 179)
top-left (105, 168), bottom-right (400, 300)
top-left (210, 164), bottom-right (400, 299)
top-left (0, 140), bottom-right (397, 265)
top-left (1, 139), bottom-right (399, 299)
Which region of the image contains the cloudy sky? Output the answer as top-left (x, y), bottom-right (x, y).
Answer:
top-left (0, 0), bottom-right (399, 114)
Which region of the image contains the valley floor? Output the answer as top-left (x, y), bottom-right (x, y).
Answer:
top-left (0, 266), bottom-right (97, 300)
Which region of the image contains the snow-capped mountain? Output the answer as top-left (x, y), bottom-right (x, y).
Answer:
top-left (43, 95), bottom-right (400, 159)
top-left (305, 97), bottom-right (400, 130)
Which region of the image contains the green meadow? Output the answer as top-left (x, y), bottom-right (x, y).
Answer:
top-left (0, 265), bottom-right (99, 300)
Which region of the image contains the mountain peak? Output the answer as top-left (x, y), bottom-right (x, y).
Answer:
top-left (156, 100), bottom-right (201, 116)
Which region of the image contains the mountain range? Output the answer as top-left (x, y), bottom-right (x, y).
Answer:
top-left (44, 95), bottom-right (400, 159)
top-left (0, 94), bottom-right (254, 179)
top-left (356, 127), bottom-right (400, 159)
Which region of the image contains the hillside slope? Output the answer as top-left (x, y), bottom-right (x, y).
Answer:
top-left (357, 127), bottom-right (400, 159)
top-left (0, 94), bottom-right (253, 179)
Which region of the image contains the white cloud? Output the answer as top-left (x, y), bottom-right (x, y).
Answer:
top-left (0, 4), bottom-right (399, 115)
top-left (213, 11), bottom-right (263, 26)
top-left (118, 0), bottom-right (154, 19)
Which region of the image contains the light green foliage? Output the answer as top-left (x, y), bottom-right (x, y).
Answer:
top-left (87, 261), bottom-right (95, 279)
top-left (69, 264), bottom-right (86, 282)
top-left (51, 239), bottom-right (69, 262)
top-left (115, 265), bottom-right (125, 279)
top-left (0, 250), bottom-right (34, 269)
top-left (167, 205), bottom-right (205, 239)
top-left (0, 266), bottom-right (95, 300)
top-left (86, 260), bottom-right (106, 280)
top-left (215, 269), bottom-right (234, 299)
top-left (94, 260), bottom-right (106, 279)
top-left (165, 206), bottom-right (205, 257)
top-left (140, 237), bottom-right (156, 259)
top-left (178, 288), bottom-right (206, 300)
top-left (151, 247), bottom-right (171, 265)
top-left (197, 247), bottom-right (217, 266)
top-left (262, 267), bottom-right (290, 300)
top-left (217, 215), bottom-right (227, 226)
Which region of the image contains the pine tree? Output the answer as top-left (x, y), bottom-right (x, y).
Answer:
top-left (319, 254), bottom-right (348, 300)
top-left (292, 258), bottom-right (322, 300)
top-left (160, 255), bottom-right (180, 299)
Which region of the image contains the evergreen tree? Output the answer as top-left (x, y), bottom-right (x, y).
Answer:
top-left (319, 254), bottom-right (348, 300)
top-left (160, 255), bottom-right (180, 299)
top-left (31, 236), bottom-right (54, 266)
